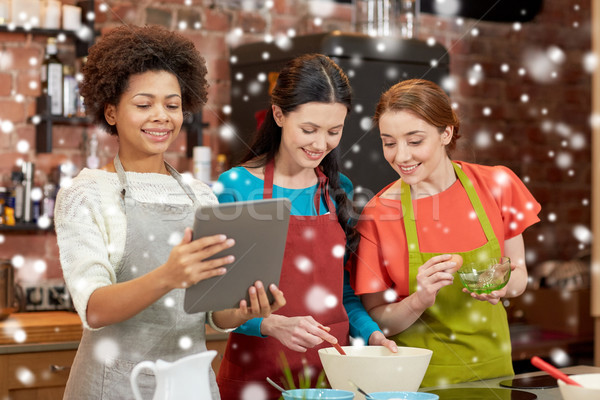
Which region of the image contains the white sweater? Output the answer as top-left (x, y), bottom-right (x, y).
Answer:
top-left (54, 168), bottom-right (217, 329)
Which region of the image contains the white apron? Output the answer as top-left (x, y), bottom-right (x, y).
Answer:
top-left (63, 155), bottom-right (220, 399)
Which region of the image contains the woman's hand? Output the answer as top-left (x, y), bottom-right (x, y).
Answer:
top-left (235, 281), bottom-right (286, 321)
top-left (462, 263), bottom-right (516, 305)
top-left (414, 254), bottom-right (455, 309)
top-left (368, 330), bottom-right (398, 353)
top-left (211, 281), bottom-right (286, 330)
top-left (260, 315), bottom-right (337, 352)
top-left (160, 228), bottom-right (235, 290)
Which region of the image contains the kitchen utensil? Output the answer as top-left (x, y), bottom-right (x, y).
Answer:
top-left (318, 346), bottom-right (432, 397)
top-left (348, 380), bottom-right (375, 399)
top-left (530, 356), bottom-right (582, 387)
top-left (369, 392), bottom-right (439, 400)
top-left (457, 256), bottom-right (511, 294)
top-left (282, 388), bottom-right (355, 400)
top-left (319, 325), bottom-right (346, 355)
top-left (266, 377), bottom-right (285, 393)
top-left (557, 373), bottom-right (600, 400)
top-left (1, 259), bottom-right (18, 321)
top-left (130, 350), bottom-right (216, 400)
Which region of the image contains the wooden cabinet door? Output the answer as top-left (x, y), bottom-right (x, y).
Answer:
top-left (3, 350), bottom-right (76, 400)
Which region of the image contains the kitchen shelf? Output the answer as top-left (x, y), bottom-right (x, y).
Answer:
top-left (0, 1), bottom-right (96, 58)
top-left (34, 96), bottom-right (95, 153)
top-left (0, 223), bottom-right (53, 233)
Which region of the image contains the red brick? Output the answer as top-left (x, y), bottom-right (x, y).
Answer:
top-left (206, 57), bottom-right (230, 81)
top-left (1, 47), bottom-right (43, 71)
top-left (237, 12), bottom-right (267, 34)
top-left (108, 2), bottom-right (140, 25)
top-left (52, 125), bottom-right (84, 150)
top-left (186, 33), bottom-right (227, 58)
top-left (0, 72), bottom-right (12, 96)
top-left (0, 100), bottom-right (26, 122)
top-left (203, 7), bottom-right (231, 31)
top-left (206, 81), bottom-right (231, 107)
top-left (34, 153), bottom-right (69, 176)
top-left (16, 70), bottom-right (41, 97)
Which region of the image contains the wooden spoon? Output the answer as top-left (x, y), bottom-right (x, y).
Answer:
top-left (531, 356), bottom-right (582, 387)
top-left (318, 325), bottom-right (346, 355)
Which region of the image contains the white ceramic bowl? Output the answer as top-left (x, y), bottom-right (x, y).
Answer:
top-left (557, 373), bottom-right (600, 400)
top-left (318, 346), bottom-right (433, 400)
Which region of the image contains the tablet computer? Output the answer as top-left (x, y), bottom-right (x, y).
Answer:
top-left (184, 198), bottom-right (291, 313)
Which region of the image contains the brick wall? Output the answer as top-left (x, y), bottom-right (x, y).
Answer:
top-left (0, 0), bottom-right (592, 281)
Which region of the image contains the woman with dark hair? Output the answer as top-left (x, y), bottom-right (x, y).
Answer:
top-left (347, 79), bottom-right (541, 387)
top-left (54, 25), bottom-right (284, 399)
top-left (214, 53), bottom-right (396, 400)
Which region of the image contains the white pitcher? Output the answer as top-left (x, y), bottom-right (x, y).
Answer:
top-left (130, 350), bottom-right (217, 400)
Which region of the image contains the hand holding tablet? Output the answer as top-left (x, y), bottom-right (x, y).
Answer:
top-left (184, 198), bottom-right (292, 313)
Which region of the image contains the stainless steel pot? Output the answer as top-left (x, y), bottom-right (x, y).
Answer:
top-left (0, 259), bottom-right (18, 320)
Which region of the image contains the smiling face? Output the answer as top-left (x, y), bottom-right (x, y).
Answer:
top-left (274, 101), bottom-right (347, 172)
top-left (379, 110), bottom-right (453, 188)
top-left (104, 70), bottom-right (183, 165)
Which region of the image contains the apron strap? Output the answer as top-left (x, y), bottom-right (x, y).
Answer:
top-left (263, 158), bottom-right (333, 215)
top-left (400, 180), bottom-right (420, 254)
top-left (452, 163), bottom-right (496, 242)
top-left (113, 154), bottom-right (198, 206)
top-left (401, 161), bottom-right (497, 254)
top-left (113, 153), bottom-right (130, 199)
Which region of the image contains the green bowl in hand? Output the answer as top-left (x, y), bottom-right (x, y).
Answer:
top-left (457, 256), bottom-right (511, 294)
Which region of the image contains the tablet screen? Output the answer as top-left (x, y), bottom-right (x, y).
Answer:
top-left (184, 198), bottom-right (291, 313)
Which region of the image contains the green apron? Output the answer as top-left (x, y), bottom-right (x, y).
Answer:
top-left (390, 162), bottom-right (513, 387)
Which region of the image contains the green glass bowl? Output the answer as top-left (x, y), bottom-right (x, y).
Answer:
top-left (457, 256), bottom-right (511, 294)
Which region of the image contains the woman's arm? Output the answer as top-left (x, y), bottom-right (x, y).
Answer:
top-left (343, 271), bottom-right (397, 352)
top-left (503, 234), bottom-right (528, 297)
top-left (86, 229), bottom-right (234, 328)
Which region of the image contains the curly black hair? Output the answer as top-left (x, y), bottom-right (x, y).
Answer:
top-left (80, 25), bottom-right (209, 135)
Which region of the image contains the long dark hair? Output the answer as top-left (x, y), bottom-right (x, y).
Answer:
top-left (241, 54), bottom-right (359, 251)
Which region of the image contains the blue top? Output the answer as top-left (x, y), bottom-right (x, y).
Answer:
top-left (214, 166), bottom-right (381, 343)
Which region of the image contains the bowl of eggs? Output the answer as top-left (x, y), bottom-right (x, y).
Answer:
top-left (457, 256), bottom-right (511, 294)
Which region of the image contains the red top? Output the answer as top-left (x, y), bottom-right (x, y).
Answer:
top-left (347, 161), bottom-right (541, 297)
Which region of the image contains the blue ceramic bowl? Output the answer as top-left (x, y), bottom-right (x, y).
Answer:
top-left (369, 392), bottom-right (439, 400)
top-left (282, 388), bottom-right (355, 399)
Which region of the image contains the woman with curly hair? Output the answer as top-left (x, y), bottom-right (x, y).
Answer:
top-left (54, 25), bottom-right (284, 399)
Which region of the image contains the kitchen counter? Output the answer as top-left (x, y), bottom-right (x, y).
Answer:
top-left (0, 311), bottom-right (83, 354)
top-left (421, 365), bottom-right (600, 399)
top-left (0, 311), bottom-right (228, 354)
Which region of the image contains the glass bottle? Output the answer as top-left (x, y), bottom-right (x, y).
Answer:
top-left (41, 37), bottom-right (63, 116)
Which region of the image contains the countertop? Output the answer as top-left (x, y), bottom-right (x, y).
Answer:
top-left (0, 311), bottom-right (83, 354)
top-left (421, 365), bottom-right (600, 399)
top-left (0, 311), bottom-right (228, 355)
